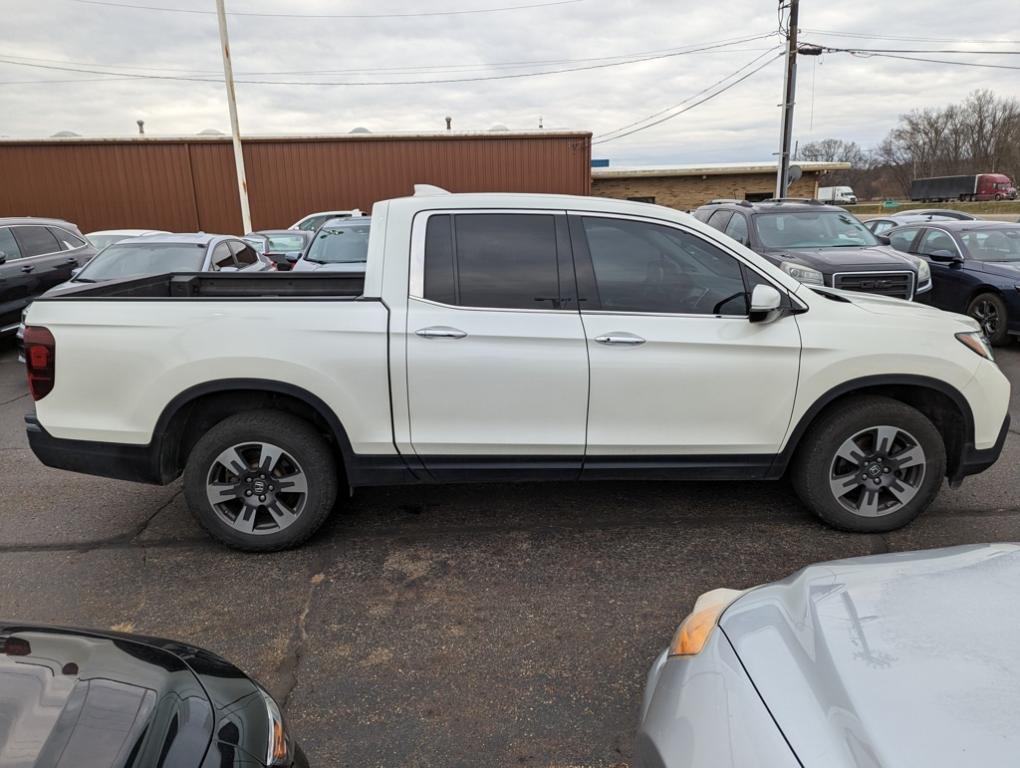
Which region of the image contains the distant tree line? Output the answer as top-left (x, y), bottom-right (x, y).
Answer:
top-left (796, 90), bottom-right (1020, 200)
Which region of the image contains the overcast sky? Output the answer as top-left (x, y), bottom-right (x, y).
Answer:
top-left (2, 0), bottom-right (1019, 165)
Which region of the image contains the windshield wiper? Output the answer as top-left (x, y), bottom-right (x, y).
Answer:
top-left (73, 277), bottom-right (98, 283)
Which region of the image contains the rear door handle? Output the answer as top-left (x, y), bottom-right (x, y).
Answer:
top-left (594, 333), bottom-right (645, 346)
top-left (63, 257), bottom-right (78, 264)
top-left (415, 326), bottom-right (467, 339)
top-left (20, 265), bottom-right (34, 273)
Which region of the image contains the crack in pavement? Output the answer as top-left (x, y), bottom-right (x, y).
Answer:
top-left (0, 489), bottom-right (185, 555)
top-left (0, 392), bottom-right (28, 407)
top-left (276, 551), bottom-right (332, 714)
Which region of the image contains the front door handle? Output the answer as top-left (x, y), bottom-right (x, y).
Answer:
top-left (415, 326), bottom-right (467, 339)
top-left (20, 265), bottom-right (34, 273)
top-left (594, 332), bottom-right (645, 346)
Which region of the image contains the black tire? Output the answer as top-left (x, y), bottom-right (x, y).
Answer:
top-left (183, 410), bottom-right (339, 551)
top-left (791, 396), bottom-right (945, 532)
top-left (967, 292), bottom-right (1009, 346)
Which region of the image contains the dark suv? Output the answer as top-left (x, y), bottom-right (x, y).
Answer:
top-left (693, 200), bottom-right (931, 300)
top-left (0, 217), bottom-right (96, 335)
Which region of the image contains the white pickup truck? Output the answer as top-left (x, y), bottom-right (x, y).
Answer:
top-left (24, 188), bottom-right (1010, 551)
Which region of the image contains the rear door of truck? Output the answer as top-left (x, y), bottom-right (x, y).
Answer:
top-left (403, 210), bottom-right (588, 479)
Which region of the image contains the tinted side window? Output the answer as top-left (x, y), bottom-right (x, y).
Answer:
top-left (229, 240), bottom-right (258, 266)
top-left (706, 210), bottom-right (731, 231)
top-left (423, 214), bottom-right (457, 305)
top-left (888, 227), bottom-right (920, 253)
top-left (12, 225), bottom-right (61, 257)
top-left (48, 227), bottom-right (87, 250)
top-left (423, 213), bottom-right (560, 310)
top-left (917, 229), bottom-right (959, 257)
top-left (0, 227), bottom-right (23, 260)
top-left (211, 243), bottom-right (235, 270)
top-left (870, 220), bottom-right (894, 235)
top-left (581, 217), bottom-right (746, 316)
top-left (723, 213), bottom-right (749, 246)
top-left (691, 208), bottom-right (713, 223)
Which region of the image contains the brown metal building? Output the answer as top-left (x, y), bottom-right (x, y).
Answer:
top-left (0, 131), bottom-right (592, 234)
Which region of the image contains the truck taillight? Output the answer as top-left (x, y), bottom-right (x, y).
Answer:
top-left (24, 326), bottom-right (56, 401)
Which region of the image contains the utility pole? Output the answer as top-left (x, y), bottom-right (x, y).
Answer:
top-left (215, 0), bottom-right (252, 233)
top-left (775, 0), bottom-right (800, 199)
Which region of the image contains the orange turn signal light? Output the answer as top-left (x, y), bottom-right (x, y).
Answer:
top-left (669, 588), bottom-right (743, 656)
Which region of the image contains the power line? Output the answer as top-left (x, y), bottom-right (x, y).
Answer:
top-left (0, 35), bottom-right (780, 86)
top-left (802, 28), bottom-right (1020, 45)
top-left (810, 45), bottom-right (1020, 71)
top-left (70, 0), bottom-right (585, 19)
top-left (0, 34), bottom-right (778, 78)
top-left (594, 46), bottom-right (782, 140)
top-left (815, 46), bottom-right (1020, 55)
top-left (592, 52), bottom-right (785, 145)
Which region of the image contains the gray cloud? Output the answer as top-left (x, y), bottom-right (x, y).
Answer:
top-left (2, 0), bottom-right (1019, 165)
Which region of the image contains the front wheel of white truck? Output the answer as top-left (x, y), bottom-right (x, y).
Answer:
top-left (791, 396), bottom-right (946, 532)
top-left (183, 410), bottom-right (339, 551)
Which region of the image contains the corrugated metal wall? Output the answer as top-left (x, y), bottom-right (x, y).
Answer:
top-left (0, 132), bottom-right (591, 234)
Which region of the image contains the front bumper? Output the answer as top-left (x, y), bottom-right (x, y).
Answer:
top-left (635, 634), bottom-right (800, 768)
top-left (26, 415), bottom-right (165, 484)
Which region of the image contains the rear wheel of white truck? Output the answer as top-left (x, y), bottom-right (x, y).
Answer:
top-left (791, 396), bottom-right (945, 532)
top-left (183, 410), bottom-right (338, 551)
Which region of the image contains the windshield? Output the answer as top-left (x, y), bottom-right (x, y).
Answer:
top-left (265, 234), bottom-right (308, 252)
top-left (305, 223), bottom-right (370, 264)
top-left (76, 243), bottom-right (207, 281)
top-left (88, 234), bottom-right (137, 250)
top-left (960, 228), bottom-right (1020, 262)
top-left (754, 211), bottom-right (880, 249)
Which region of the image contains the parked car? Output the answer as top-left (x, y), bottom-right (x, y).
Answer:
top-left (886, 220), bottom-right (1020, 345)
top-left (243, 229), bottom-right (314, 271)
top-left (0, 621), bottom-right (307, 766)
top-left (864, 209), bottom-right (978, 235)
top-left (910, 173), bottom-right (1017, 202)
top-left (291, 217), bottom-right (371, 273)
top-left (23, 189), bottom-right (1009, 551)
top-left (289, 209), bottom-right (363, 232)
top-left (44, 232), bottom-right (274, 295)
top-left (693, 200), bottom-right (931, 299)
top-left (86, 228), bottom-right (170, 250)
top-left (0, 217), bottom-right (95, 336)
top-left (817, 185), bottom-right (857, 205)
top-left (635, 543), bottom-right (1020, 768)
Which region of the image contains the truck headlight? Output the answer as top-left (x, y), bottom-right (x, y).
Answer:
top-left (914, 257), bottom-right (931, 287)
top-left (956, 331), bottom-right (994, 362)
top-left (668, 588), bottom-right (744, 656)
top-left (258, 686), bottom-right (291, 766)
top-left (780, 261), bottom-right (824, 286)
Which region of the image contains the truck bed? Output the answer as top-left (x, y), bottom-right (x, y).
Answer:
top-left (38, 272), bottom-right (366, 300)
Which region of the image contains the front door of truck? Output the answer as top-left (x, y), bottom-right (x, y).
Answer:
top-left (405, 211), bottom-right (589, 480)
top-left (569, 214), bottom-right (801, 473)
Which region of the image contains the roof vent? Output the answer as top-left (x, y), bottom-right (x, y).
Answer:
top-left (349, 127), bottom-right (371, 134)
top-left (197, 128), bottom-right (225, 135)
top-left (50, 130), bottom-right (80, 137)
top-left (414, 184), bottom-right (451, 197)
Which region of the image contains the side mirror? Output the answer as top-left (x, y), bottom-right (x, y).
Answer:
top-left (749, 284), bottom-right (783, 323)
top-left (929, 249), bottom-right (961, 263)
top-left (0, 250), bottom-right (6, 264)
top-left (71, 267), bottom-right (82, 277)
top-left (876, 234), bottom-right (891, 245)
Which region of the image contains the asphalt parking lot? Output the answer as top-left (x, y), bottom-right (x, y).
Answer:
top-left (0, 340), bottom-right (1017, 768)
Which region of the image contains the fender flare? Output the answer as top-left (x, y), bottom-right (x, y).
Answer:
top-left (768, 373), bottom-right (974, 478)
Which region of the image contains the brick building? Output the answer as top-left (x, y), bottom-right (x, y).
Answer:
top-left (590, 161), bottom-right (852, 211)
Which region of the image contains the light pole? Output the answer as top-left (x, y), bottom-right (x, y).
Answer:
top-left (215, 0), bottom-right (252, 233)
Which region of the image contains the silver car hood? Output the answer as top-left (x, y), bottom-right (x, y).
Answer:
top-left (720, 544), bottom-right (1020, 768)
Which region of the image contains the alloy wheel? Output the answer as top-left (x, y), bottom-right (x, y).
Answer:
top-left (204, 442), bottom-right (309, 535)
top-left (970, 299), bottom-right (1000, 337)
top-left (828, 425), bottom-right (926, 517)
